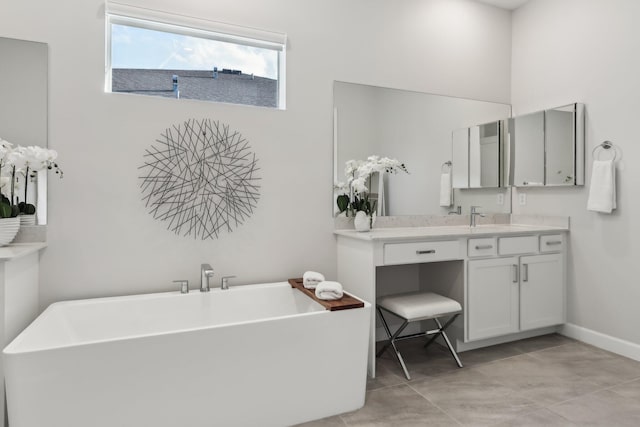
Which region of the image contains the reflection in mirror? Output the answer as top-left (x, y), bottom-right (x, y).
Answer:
top-left (545, 107), bottom-right (573, 185)
top-left (451, 129), bottom-right (469, 189)
top-left (334, 81), bottom-right (511, 216)
top-left (0, 37), bottom-right (48, 224)
top-left (510, 111), bottom-right (544, 187)
top-left (470, 121), bottom-right (502, 188)
top-left (545, 103), bottom-right (584, 186)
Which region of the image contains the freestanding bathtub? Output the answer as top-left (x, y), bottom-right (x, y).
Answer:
top-left (4, 281), bottom-right (371, 427)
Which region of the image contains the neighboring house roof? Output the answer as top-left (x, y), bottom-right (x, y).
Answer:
top-left (111, 69), bottom-right (278, 108)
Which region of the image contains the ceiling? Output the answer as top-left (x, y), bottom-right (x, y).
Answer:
top-left (474, 0), bottom-right (530, 10)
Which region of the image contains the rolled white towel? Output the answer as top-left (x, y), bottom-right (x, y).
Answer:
top-left (303, 271), bottom-right (325, 289)
top-left (315, 281), bottom-right (344, 301)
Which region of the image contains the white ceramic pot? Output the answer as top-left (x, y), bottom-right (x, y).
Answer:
top-left (354, 211), bottom-right (371, 232)
top-left (0, 217), bottom-right (20, 246)
top-left (19, 214), bottom-right (36, 226)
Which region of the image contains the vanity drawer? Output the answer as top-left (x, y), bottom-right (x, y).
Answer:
top-left (540, 234), bottom-right (565, 252)
top-left (468, 238), bottom-right (497, 257)
top-left (383, 240), bottom-right (461, 265)
top-left (498, 236), bottom-right (538, 255)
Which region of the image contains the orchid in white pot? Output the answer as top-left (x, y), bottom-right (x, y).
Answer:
top-left (335, 155), bottom-right (408, 229)
top-left (0, 137), bottom-right (62, 220)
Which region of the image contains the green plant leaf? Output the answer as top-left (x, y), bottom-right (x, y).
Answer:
top-left (0, 203), bottom-right (11, 218)
top-left (336, 194), bottom-right (349, 212)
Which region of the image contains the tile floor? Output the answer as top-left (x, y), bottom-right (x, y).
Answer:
top-left (297, 334), bottom-right (640, 426)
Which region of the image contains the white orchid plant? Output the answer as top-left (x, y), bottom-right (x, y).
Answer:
top-left (335, 155), bottom-right (408, 220)
top-left (0, 137), bottom-right (63, 218)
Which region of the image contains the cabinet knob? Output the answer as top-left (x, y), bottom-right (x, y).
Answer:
top-left (416, 250), bottom-right (436, 255)
top-left (546, 241), bottom-right (562, 246)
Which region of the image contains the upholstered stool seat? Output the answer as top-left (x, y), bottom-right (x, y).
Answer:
top-left (376, 291), bottom-right (463, 380)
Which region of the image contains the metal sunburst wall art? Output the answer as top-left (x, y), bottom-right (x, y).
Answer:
top-left (139, 118), bottom-right (260, 239)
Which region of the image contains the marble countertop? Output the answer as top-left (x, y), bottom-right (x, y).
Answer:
top-left (0, 242), bottom-right (47, 261)
top-left (334, 224), bottom-right (568, 242)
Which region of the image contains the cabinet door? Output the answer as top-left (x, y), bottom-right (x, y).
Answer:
top-left (467, 257), bottom-right (519, 341)
top-left (520, 254), bottom-right (564, 330)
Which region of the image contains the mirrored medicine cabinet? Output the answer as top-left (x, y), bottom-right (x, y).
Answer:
top-left (452, 103), bottom-right (584, 189)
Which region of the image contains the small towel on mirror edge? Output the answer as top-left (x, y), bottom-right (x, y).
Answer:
top-left (587, 160), bottom-right (616, 213)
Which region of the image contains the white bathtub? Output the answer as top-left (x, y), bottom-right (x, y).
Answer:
top-left (4, 281), bottom-right (371, 427)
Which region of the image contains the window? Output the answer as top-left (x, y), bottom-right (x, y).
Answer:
top-left (105, 3), bottom-right (286, 109)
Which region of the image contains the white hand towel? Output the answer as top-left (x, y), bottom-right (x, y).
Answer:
top-left (587, 160), bottom-right (616, 213)
top-left (303, 271), bottom-right (325, 289)
top-left (315, 281), bottom-right (344, 301)
top-left (439, 172), bottom-right (452, 207)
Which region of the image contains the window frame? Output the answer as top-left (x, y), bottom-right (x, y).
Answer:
top-left (105, 5), bottom-right (286, 109)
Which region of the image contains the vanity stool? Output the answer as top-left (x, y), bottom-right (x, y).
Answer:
top-left (376, 291), bottom-right (463, 380)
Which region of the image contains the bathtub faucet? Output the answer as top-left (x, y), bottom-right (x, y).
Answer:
top-left (200, 264), bottom-right (214, 292)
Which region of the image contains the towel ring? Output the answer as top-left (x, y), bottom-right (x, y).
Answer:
top-left (592, 141), bottom-right (618, 161)
top-left (441, 161), bottom-right (452, 172)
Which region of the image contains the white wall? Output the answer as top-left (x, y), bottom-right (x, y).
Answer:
top-left (0, 0), bottom-right (511, 307)
top-left (512, 0), bottom-right (640, 345)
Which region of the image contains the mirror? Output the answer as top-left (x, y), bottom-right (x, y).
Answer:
top-left (451, 129), bottom-right (469, 189)
top-left (509, 111), bottom-right (544, 187)
top-left (470, 121), bottom-right (504, 188)
top-left (0, 37), bottom-right (48, 224)
top-left (334, 81), bottom-right (511, 216)
top-left (545, 103), bottom-right (585, 186)
top-left (509, 103), bottom-right (584, 187)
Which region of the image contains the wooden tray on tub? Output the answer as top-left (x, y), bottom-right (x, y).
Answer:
top-left (288, 278), bottom-right (365, 311)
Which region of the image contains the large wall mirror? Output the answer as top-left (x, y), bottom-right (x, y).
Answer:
top-left (333, 81), bottom-right (512, 217)
top-left (0, 37), bottom-right (48, 224)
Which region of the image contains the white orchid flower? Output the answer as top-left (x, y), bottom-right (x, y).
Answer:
top-left (356, 162), bottom-right (374, 178)
top-left (0, 177), bottom-right (9, 192)
top-left (344, 159), bottom-right (362, 177)
top-left (350, 176), bottom-right (368, 194)
top-left (333, 181), bottom-right (349, 193)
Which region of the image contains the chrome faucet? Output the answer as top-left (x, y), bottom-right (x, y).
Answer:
top-left (173, 280), bottom-right (189, 294)
top-left (200, 264), bottom-right (214, 292)
top-left (221, 275), bottom-right (236, 290)
top-left (448, 206), bottom-right (462, 215)
top-left (470, 206), bottom-right (485, 227)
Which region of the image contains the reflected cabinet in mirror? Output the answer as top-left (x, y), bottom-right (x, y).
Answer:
top-left (333, 81), bottom-right (511, 216)
top-left (0, 37), bottom-right (49, 224)
top-left (509, 103), bottom-right (584, 187)
top-left (453, 121), bottom-right (506, 189)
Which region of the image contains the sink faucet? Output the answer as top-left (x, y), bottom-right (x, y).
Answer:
top-left (448, 206), bottom-right (462, 215)
top-left (200, 264), bottom-right (214, 292)
top-left (221, 275), bottom-right (236, 290)
top-left (470, 206), bottom-right (485, 227)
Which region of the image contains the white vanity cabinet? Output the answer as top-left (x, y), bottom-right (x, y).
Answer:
top-left (519, 253), bottom-right (564, 330)
top-left (467, 252), bottom-right (564, 341)
top-left (335, 224), bottom-right (568, 377)
top-left (0, 243), bottom-right (45, 426)
top-left (467, 257), bottom-right (519, 341)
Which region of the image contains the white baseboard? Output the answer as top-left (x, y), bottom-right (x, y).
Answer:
top-left (456, 326), bottom-right (559, 352)
top-left (560, 323), bottom-right (640, 362)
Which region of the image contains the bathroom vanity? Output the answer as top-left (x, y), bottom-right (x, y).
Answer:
top-left (335, 220), bottom-right (567, 377)
top-left (0, 243), bottom-right (45, 424)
